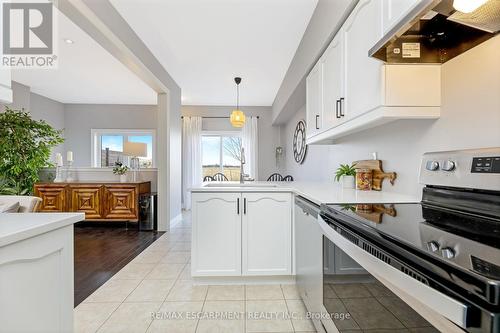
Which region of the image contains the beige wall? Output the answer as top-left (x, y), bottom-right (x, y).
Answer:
top-left (279, 35), bottom-right (500, 198)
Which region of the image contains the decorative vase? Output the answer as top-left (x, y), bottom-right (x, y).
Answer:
top-left (342, 175), bottom-right (355, 189)
top-left (120, 174), bottom-right (127, 183)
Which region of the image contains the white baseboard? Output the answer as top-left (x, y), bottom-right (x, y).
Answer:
top-left (192, 275), bottom-right (296, 285)
top-left (169, 213), bottom-right (183, 229)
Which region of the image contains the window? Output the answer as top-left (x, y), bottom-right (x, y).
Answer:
top-left (91, 129), bottom-right (156, 168)
top-left (202, 132), bottom-right (242, 181)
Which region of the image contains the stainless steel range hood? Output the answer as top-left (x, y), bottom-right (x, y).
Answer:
top-left (370, 0), bottom-right (500, 64)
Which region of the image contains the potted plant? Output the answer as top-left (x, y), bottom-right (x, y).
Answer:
top-left (113, 162), bottom-right (129, 182)
top-left (0, 108), bottom-right (64, 195)
top-left (334, 163), bottom-right (357, 189)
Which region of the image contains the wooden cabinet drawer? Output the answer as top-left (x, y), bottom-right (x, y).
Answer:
top-left (34, 184), bottom-right (67, 212)
top-left (103, 185), bottom-right (138, 221)
top-left (68, 185), bottom-right (103, 219)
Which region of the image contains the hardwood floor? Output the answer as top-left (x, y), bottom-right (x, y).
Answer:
top-left (74, 223), bottom-right (164, 306)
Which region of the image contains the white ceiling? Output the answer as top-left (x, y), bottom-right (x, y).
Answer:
top-left (110, 0), bottom-right (318, 106)
top-left (12, 9), bottom-right (157, 105)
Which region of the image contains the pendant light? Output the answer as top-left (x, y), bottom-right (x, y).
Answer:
top-left (230, 77), bottom-right (246, 128)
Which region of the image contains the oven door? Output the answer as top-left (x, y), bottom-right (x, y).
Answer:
top-left (319, 215), bottom-right (467, 333)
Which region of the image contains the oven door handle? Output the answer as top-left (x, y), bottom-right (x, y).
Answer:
top-left (318, 215), bottom-right (471, 331)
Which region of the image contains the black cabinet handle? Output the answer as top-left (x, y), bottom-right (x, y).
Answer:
top-left (315, 115), bottom-right (319, 129)
top-left (237, 198), bottom-right (240, 215)
top-left (336, 99), bottom-right (341, 119)
top-left (340, 97), bottom-right (345, 117)
top-left (244, 198), bottom-right (247, 214)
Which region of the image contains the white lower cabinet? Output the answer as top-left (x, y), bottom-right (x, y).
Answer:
top-left (0, 225), bottom-right (74, 333)
top-left (242, 193), bottom-right (292, 276)
top-left (191, 191), bottom-right (292, 277)
top-left (191, 192), bottom-right (242, 276)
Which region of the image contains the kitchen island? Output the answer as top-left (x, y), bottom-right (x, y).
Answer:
top-left (0, 212), bottom-right (84, 333)
top-left (190, 181), bottom-right (419, 283)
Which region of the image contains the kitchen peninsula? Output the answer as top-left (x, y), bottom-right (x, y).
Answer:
top-left (0, 212), bottom-right (84, 332)
top-left (190, 181), bottom-right (418, 281)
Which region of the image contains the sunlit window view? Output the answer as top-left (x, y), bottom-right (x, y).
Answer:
top-left (202, 135), bottom-right (242, 181)
top-left (100, 134), bottom-right (154, 168)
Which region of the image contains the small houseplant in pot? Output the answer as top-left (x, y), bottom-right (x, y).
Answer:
top-left (335, 163), bottom-right (357, 189)
top-left (113, 162), bottom-right (129, 182)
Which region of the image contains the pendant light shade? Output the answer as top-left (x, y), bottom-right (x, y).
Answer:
top-left (230, 110), bottom-right (246, 128)
top-left (230, 77), bottom-right (246, 128)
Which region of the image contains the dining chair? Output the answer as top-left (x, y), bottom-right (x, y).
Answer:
top-left (267, 173), bottom-right (284, 181)
top-left (212, 173), bottom-right (229, 181)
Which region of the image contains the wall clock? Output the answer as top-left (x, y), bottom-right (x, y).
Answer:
top-left (293, 120), bottom-right (307, 164)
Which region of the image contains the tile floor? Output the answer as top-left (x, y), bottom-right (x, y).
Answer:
top-left (74, 212), bottom-right (316, 333)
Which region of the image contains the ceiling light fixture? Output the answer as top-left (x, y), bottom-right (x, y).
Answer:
top-left (453, 0), bottom-right (488, 13)
top-left (63, 38), bottom-right (74, 44)
top-left (230, 77), bottom-right (245, 128)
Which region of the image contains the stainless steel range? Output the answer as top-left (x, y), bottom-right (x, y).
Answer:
top-left (313, 148), bottom-right (500, 332)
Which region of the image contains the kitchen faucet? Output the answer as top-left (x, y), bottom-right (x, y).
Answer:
top-left (240, 147), bottom-right (251, 184)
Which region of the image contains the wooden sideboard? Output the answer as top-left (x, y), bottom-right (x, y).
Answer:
top-left (33, 181), bottom-right (151, 222)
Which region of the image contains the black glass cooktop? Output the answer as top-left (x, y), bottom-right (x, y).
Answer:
top-left (322, 202), bottom-right (500, 248)
top-left (320, 202), bottom-right (500, 281)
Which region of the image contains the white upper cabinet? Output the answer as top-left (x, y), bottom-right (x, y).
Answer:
top-left (382, 0), bottom-right (422, 33)
top-left (242, 193), bottom-right (292, 276)
top-left (306, 0), bottom-right (440, 144)
top-left (306, 62), bottom-right (323, 137)
top-left (321, 33), bottom-right (344, 130)
top-left (343, 0), bottom-right (384, 121)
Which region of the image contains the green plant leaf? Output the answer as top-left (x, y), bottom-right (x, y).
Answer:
top-left (334, 163), bottom-right (357, 182)
top-left (0, 108), bottom-right (64, 194)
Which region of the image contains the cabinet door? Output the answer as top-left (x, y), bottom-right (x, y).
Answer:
top-left (34, 185), bottom-right (67, 212)
top-left (0, 226), bottom-right (74, 332)
top-left (103, 185), bottom-right (137, 221)
top-left (242, 193), bottom-right (291, 275)
top-left (306, 62), bottom-right (323, 138)
top-left (343, 0), bottom-right (384, 120)
top-left (382, 0), bottom-right (421, 33)
top-left (321, 33), bottom-right (344, 129)
top-left (68, 185), bottom-right (102, 219)
top-left (192, 192), bottom-right (242, 276)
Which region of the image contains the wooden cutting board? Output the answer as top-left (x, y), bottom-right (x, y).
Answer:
top-left (355, 204), bottom-right (397, 223)
top-left (353, 160), bottom-right (397, 191)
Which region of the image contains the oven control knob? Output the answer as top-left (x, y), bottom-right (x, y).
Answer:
top-left (427, 241), bottom-right (440, 252)
top-left (426, 161), bottom-right (440, 171)
top-left (441, 160), bottom-right (456, 172)
top-left (441, 247), bottom-right (456, 259)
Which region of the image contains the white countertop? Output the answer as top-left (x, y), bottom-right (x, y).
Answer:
top-left (0, 213), bottom-right (85, 247)
top-left (191, 181), bottom-right (420, 206)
